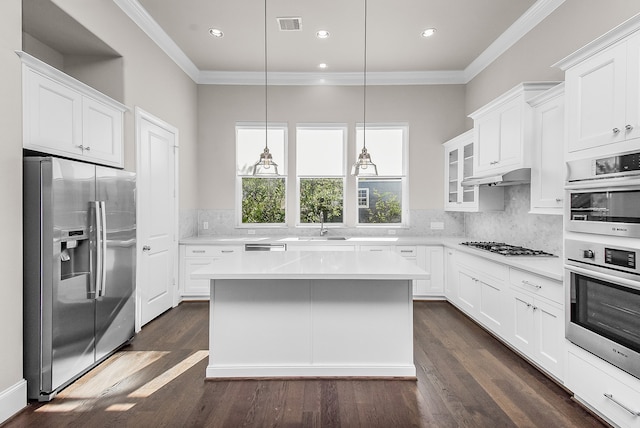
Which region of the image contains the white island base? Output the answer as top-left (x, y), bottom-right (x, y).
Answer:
top-left (192, 251), bottom-right (429, 379)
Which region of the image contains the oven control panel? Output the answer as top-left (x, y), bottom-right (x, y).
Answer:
top-left (566, 239), bottom-right (639, 276)
top-left (605, 247), bottom-right (636, 269)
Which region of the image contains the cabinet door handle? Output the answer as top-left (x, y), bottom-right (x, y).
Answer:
top-left (604, 393), bottom-right (640, 416)
top-left (613, 127), bottom-right (620, 134)
top-left (626, 124), bottom-right (634, 131)
top-left (76, 144), bottom-right (84, 150)
top-left (221, 250), bottom-right (234, 253)
top-left (555, 198), bottom-right (563, 202)
top-left (522, 280), bottom-right (542, 289)
top-left (143, 245), bottom-right (151, 252)
top-left (192, 250), bottom-right (206, 254)
top-left (84, 146), bottom-right (91, 151)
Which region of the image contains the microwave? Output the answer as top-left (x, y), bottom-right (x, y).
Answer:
top-left (566, 150), bottom-right (640, 237)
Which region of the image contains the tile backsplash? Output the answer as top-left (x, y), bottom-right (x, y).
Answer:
top-left (193, 209), bottom-right (466, 238)
top-left (463, 184), bottom-right (563, 256)
top-left (180, 184), bottom-right (563, 256)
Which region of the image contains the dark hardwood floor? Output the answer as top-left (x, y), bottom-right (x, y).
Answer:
top-left (4, 301), bottom-right (607, 428)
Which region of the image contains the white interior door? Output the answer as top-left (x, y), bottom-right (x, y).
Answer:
top-left (135, 108), bottom-right (178, 328)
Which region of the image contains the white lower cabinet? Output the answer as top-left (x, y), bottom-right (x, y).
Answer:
top-left (179, 245), bottom-right (242, 298)
top-left (396, 246), bottom-right (444, 299)
top-left (452, 252), bottom-right (508, 338)
top-left (447, 250), bottom-right (565, 383)
top-left (507, 268), bottom-right (564, 381)
top-left (568, 343), bottom-right (640, 428)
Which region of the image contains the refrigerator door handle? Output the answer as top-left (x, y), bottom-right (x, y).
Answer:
top-left (90, 201), bottom-right (101, 299)
top-left (94, 201), bottom-right (104, 299)
top-left (98, 201), bottom-right (107, 297)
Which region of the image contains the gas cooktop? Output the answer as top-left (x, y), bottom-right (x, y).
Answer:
top-left (460, 241), bottom-right (556, 257)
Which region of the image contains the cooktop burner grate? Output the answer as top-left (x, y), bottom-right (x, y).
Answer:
top-left (460, 241), bottom-right (556, 257)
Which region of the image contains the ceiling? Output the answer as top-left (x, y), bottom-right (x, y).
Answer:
top-left (24, 0), bottom-right (566, 85)
top-left (119, 0), bottom-right (565, 84)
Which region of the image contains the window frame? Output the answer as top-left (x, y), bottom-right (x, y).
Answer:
top-left (235, 122), bottom-right (289, 228)
top-left (295, 123), bottom-right (348, 228)
top-left (354, 123), bottom-right (410, 227)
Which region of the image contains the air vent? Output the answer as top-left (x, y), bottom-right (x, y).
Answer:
top-left (277, 17), bottom-right (302, 31)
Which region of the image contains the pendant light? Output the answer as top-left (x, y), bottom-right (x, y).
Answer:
top-left (252, 0), bottom-right (279, 176)
top-left (351, 0), bottom-right (378, 176)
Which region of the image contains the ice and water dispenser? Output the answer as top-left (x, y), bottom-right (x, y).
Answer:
top-left (59, 228), bottom-right (90, 285)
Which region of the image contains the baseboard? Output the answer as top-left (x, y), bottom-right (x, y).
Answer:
top-left (0, 379), bottom-right (27, 425)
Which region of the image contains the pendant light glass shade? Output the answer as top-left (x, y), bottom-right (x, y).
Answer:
top-left (252, 146), bottom-right (279, 175)
top-left (252, 0), bottom-right (279, 176)
top-left (351, 0), bottom-right (377, 177)
top-left (351, 145), bottom-right (377, 176)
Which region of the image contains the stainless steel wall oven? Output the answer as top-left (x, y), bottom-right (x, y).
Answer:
top-left (566, 150), bottom-right (640, 237)
top-left (565, 238), bottom-right (640, 379)
top-left (564, 149), bottom-right (640, 379)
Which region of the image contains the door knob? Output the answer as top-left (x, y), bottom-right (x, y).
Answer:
top-left (143, 245), bottom-right (151, 252)
top-left (626, 124), bottom-right (634, 131)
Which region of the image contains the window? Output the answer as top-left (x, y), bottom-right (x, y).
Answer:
top-left (236, 124), bottom-right (287, 225)
top-left (357, 188), bottom-right (369, 208)
top-left (355, 124), bottom-right (408, 225)
top-left (296, 125), bottom-right (346, 225)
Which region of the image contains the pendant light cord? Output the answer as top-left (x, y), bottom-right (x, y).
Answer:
top-left (264, 0), bottom-right (268, 150)
top-left (363, 0), bottom-right (367, 150)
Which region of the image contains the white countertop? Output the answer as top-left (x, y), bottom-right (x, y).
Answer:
top-left (191, 250), bottom-right (431, 281)
top-left (181, 235), bottom-right (563, 282)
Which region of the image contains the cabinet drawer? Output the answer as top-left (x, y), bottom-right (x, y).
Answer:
top-left (509, 268), bottom-right (563, 305)
top-left (185, 245), bottom-right (242, 257)
top-left (457, 252), bottom-right (508, 281)
top-left (568, 349), bottom-right (640, 428)
top-left (359, 245), bottom-right (392, 252)
top-left (395, 246), bottom-right (417, 258)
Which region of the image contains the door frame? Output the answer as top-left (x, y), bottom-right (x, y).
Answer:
top-left (134, 107), bottom-right (180, 332)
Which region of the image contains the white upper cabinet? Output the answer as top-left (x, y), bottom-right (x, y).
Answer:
top-left (443, 130), bottom-right (503, 212)
top-left (469, 82), bottom-right (560, 176)
top-left (555, 16), bottom-right (640, 159)
top-left (528, 83), bottom-right (565, 215)
top-left (20, 52), bottom-right (127, 168)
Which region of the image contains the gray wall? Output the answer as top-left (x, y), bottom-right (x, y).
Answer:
top-left (465, 0), bottom-right (640, 117)
top-left (0, 0), bottom-right (23, 410)
top-left (51, 0), bottom-right (200, 209)
top-left (197, 84), bottom-right (468, 224)
top-left (1, 0), bottom-right (200, 422)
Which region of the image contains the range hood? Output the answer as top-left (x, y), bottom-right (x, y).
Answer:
top-left (461, 168), bottom-right (531, 187)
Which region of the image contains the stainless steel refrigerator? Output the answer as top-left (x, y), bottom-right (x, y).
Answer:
top-left (23, 156), bottom-right (136, 401)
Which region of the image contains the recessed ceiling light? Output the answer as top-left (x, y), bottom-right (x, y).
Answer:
top-left (421, 28), bottom-right (436, 38)
top-left (316, 30), bottom-right (330, 39)
top-left (209, 28), bottom-right (224, 38)
top-left (318, 63), bottom-right (328, 69)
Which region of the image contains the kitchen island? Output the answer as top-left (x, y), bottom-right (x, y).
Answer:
top-left (191, 250), bottom-right (429, 379)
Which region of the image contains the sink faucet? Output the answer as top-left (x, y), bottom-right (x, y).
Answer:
top-left (319, 210), bottom-right (328, 236)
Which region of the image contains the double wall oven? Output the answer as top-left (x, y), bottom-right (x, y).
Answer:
top-left (564, 149), bottom-right (640, 379)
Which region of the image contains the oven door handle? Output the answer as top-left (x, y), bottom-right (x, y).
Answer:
top-left (565, 264), bottom-right (640, 292)
top-left (564, 177), bottom-right (640, 190)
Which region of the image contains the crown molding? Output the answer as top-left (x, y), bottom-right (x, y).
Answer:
top-left (114, 0), bottom-right (565, 86)
top-left (198, 70), bottom-right (467, 85)
top-left (553, 12), bottom-right (640, 70)
top-left (463, 0), bottom-right (566, 82)
top-left (113, 0), bottom-right (200, 81)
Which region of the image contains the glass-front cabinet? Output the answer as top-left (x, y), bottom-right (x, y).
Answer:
top-left (443, 130), bottom-right (503, 212)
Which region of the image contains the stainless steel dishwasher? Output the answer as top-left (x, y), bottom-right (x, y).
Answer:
top-left (244, 243), bottom-right (287, 251)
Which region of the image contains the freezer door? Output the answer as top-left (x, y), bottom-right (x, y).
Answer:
top-left (95, 166), bottom-right (136, 361)
top-left (49, 158), bottom-right (97, 393)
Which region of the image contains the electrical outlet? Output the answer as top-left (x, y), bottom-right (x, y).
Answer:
top-left (203, 221), bottom-right (209, 230)
top-left (247, 229), bottom-right (256, 235)
top-left (387, 229), bottom-right (396, 235)
top-left (430, 221), bottom-right (445, 230)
